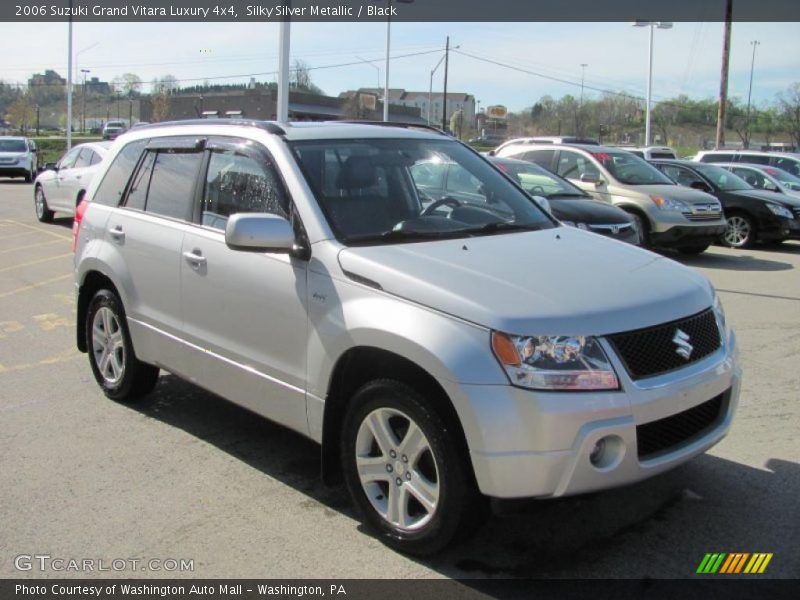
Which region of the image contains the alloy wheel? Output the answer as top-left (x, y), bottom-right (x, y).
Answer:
top-left (91, 306), bottom-right (126, 385)
top-left (724, 215), bottom-right (752, 247)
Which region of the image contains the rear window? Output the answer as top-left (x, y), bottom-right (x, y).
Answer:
top-left (92, 140), bottom-right (147, 206)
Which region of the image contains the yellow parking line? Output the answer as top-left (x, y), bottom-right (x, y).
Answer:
top-left (0, 253), bottom-right (72, 273)
top-left (0, 230), bottom-right (41, 242)
top-left (0, 273), bottom-right (72, 299)
top-left (0, 238), bottom-right (66, 254)
top-left (8, 220), bottom-right (73, 241)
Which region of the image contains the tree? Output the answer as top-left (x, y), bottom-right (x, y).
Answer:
top-left (151, 93), bottom-right (171, 122)
top-left (291, 60), bottom-right (325, 95)
top-left (113, 73), bottom-right (143, 97)
top-left (777, 83), bottom-right (800, 147)
top-left (152, 74), bottom-right (179, 96)
top-left (6, 93), bottom-right (34, 133)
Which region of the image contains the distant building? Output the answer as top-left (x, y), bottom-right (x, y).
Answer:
top-left (350, 88), bottom-right (476, 126)
top-left (86, 77), bottom-right (111, 96)
top-left (140, 88), bottom-right (424, 123)
top-left (28, 70), bottom-right (66, 90)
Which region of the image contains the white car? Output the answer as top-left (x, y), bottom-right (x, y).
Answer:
top-left (0, 136), bottom-right (38, 182)
top-left (33, 141), bottom-right (111, 222)
top-left (715, 162), bottom-right (800, 200)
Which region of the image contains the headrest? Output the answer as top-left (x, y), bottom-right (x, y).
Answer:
top-left (336, 156), bottom-right (377, 190)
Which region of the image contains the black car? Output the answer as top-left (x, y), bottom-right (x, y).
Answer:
top-left (650, 159), bottom-right (800, 248)
top-left (488, 157), bottom-right (640, 245)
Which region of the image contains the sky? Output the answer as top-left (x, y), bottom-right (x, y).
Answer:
top-left (1, 21), bottom-right (798, 112)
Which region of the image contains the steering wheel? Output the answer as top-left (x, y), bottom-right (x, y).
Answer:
top-left (421, 197), bottom-right (462, 216)
top-left (527, 185), bottom-right (546, 196)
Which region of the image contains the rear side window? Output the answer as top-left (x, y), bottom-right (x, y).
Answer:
top-left (700, 153), bottom-right (732, 163)
top-left (92, 139), bottom-right (147, 206)
top-left (73, 149), bottom-right (93, 169)
top-left (89, 151), bottom-right (102, 166)
top-left (144, 151), bottom-right (203, 220)
top-left (202, 148), bottom-right (288, 230)
top-left (58, 147), bottom-right (82, 170)
top-left (556, 150), bottom-right (600, 180)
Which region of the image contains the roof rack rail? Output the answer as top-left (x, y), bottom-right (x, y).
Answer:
top-left (334, 120), bottom-right (449, 136)
top-left (132, 119), bottom-right (286, 135)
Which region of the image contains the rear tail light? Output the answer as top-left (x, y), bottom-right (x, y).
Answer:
top-left (72, 199), bottom-right (88, 252)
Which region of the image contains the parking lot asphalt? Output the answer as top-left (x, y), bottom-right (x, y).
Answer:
top-left (1, 180), bottom-right (798, 580)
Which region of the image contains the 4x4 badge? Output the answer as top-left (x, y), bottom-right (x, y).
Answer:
top-left (673, 329), bottom-right (694, 360)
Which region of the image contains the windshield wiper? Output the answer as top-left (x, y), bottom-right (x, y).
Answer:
top-left (346, 229), bottom-right (471, 245)
top-left (546, 192), bottom-right (589, 199)
top-left (463, 222), bottom-right (539, 235)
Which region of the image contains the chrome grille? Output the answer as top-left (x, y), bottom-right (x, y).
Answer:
top-left (607, 309), bottom-right (722, 380)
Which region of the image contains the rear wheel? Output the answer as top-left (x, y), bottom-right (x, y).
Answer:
top-left (721, 213), bottom-right (756, 248)
top-left (34, 186), bottom-right (54, 223)
top-left (85, 289), bottom-right (159, 401)
top-left (341, 379), bottom-right (483, 555)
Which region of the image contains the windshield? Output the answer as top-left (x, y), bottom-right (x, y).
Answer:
top-left (591, 151), bottom-right (674, 185)
top-left (0, 139), bottom-right (28, 152)
top-left (693, 163), bottom-right (752, 191)
top-left (290, 138), bottom-right (555, 245)
top-left (767, 167), bottom-right (800, 190)
top-left (490, 159), bottom-right (588, 199)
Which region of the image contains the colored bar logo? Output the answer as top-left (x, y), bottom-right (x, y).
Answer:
top-left (697, 553), bottom-right (773, 574)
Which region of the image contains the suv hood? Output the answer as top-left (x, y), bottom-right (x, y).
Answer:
top-left (729, 189), bottom-right (800, 209)
top-left (616, 184), bottom-right (719, 206)
top-left (550, 197), bottom-right (633, 223)
top-left (338, 228), bottom-right (711, 336)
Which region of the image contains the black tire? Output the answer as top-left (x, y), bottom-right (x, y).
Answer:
top-left (34, 185), bottom-right (54, 223)
top-left (628, 212), bottom-right (650, 247)
top-left (677, 244), bottom-right (710, 255)
top-left (24, 169), bottom-right (33, 183)
top-left (85, 289), bottom-right (159, 402)
top-left (720, 212), bottom-right (756, 248)
top-left (341, 379), bottom-right (483, 555)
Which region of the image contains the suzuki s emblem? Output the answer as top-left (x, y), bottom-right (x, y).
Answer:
top-left (673, 329), bottom-right (694, 360)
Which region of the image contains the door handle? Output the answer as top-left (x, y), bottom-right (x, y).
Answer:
top-left (76, 175), bottom-right (82, 180)
top-left (107, 226), bottom-right (125, 242)
top-left (182, 250), bottom-right (207, 269)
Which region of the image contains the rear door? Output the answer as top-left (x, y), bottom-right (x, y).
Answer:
top-left (49, 146), bottom-right (82, 210)
top-left (179, 137), bottom-right (310, 433)
top-left (104, 136), bottom-right (206, 369)
top-left (56, 148), bottom-right (94, 210)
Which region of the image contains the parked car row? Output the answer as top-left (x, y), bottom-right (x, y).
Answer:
top-left (0, 136), bottom-right (39, 182)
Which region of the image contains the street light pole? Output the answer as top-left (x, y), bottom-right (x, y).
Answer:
top-left (428, 54), bottom-right (445, 125)
top-left (66, 1), bottom-right (73, 151)
top-left (745, 40), bottom-right (761, 149)
top-left (634, 21), bottom-right (672, 147)
top-left (382, 0), bottom-right (413, 122)
top-left (81, 69), bottom-right (90, 133)
top-left (442, 35), bottom-right (449, 132)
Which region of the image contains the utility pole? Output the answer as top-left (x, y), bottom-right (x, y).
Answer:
top-left (715, 0), bottom-right (733, 149)
top-left (66, 0), bottom-right (73, 151)
top-left (745, 40), bottom-right (760, 149)
top-left (442, 36), bottom-right (449, 132)
top-left (81, 69), bottom-right (90, 133)
top-left (579, 63), bottom-right (587, 136)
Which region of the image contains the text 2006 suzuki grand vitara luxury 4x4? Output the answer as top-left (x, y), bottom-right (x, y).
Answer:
top-left (74, 120), bottom-right (740, 555)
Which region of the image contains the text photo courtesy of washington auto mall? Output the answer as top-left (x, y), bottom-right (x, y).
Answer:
top-left (0, 1), bottom-right (799, 599)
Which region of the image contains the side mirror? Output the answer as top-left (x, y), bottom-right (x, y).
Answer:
top-left (225, 213), bottom-right (295, 253)
top-left (487, 150), bottom-right (496, 156)
top-left (580, 172), bottom-right (602, 185)
top-left (44, 162), bottom-right (58, 171)
top-left (690, 181), bottom-right (711, 193)
top-left (764, 183), bottom-right (779, 192)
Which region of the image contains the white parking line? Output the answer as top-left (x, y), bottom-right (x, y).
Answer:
top-left (0, 273), bottom-right (72, 299)
top-left (7, 220), bottom-right (73, 241)
top-left (0, 238), bottom-right (66, 255)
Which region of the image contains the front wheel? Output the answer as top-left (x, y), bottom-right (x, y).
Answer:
top-left (34, 186), bottom-right (54, 223)
top-left (86, 289), bottom-right (159, 401)
top-left (341, 379), bottom-right (482, 555)
top-left (721, 213), bottom-right (756, 248)
top-left (628, 212), bottom-right (650, 247)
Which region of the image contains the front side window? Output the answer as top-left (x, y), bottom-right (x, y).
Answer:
top-left (659, 164), bottom-right (706, 188)
top-left (700, 153), bottom-right (733, 163)
top-left (773, 157), bottom-right (800, 177)
top-left (732, 168), bottom-right (768, 189)
top-left (291, 138), bottom-right (554, 244)
top-left (523, 149), bottom-right (555, 169)
top-left (58, 147), bottom-right (82, 170)
top-left (556, 150), bottom-right (601, 181)
top-left (590, 151), bottom-right (674, 185)
top-left (742, 154), bottom-right (770, 165)
top-left (692, 163), bottom-right (751, 191)
top-left (202, 148), bottom-right (288, 230)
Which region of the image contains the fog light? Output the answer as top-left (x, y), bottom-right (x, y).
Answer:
top-left (590, 439), bottom-right (606, 465)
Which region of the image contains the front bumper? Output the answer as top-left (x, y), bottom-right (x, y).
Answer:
top-left (650, 224), bottom-right (727, 248)
top-left (0, 165), bottom-right (30, 177)
top-left (453, 329), bottom-right (740, 499)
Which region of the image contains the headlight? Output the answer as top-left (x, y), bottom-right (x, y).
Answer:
top-left (765, 203), bottom-right (793, 219)
top-left (713, 291), bottom-right (727, 337)
top-left (491, 332), bottom-right (619, 391)
top-left (649, 195), bottom-right (689, 212)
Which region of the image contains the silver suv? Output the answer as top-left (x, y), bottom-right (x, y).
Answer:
top-left (74, 121), bottom-right (741, 555)
top-left (494, 142), bottom-right (726, 254)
